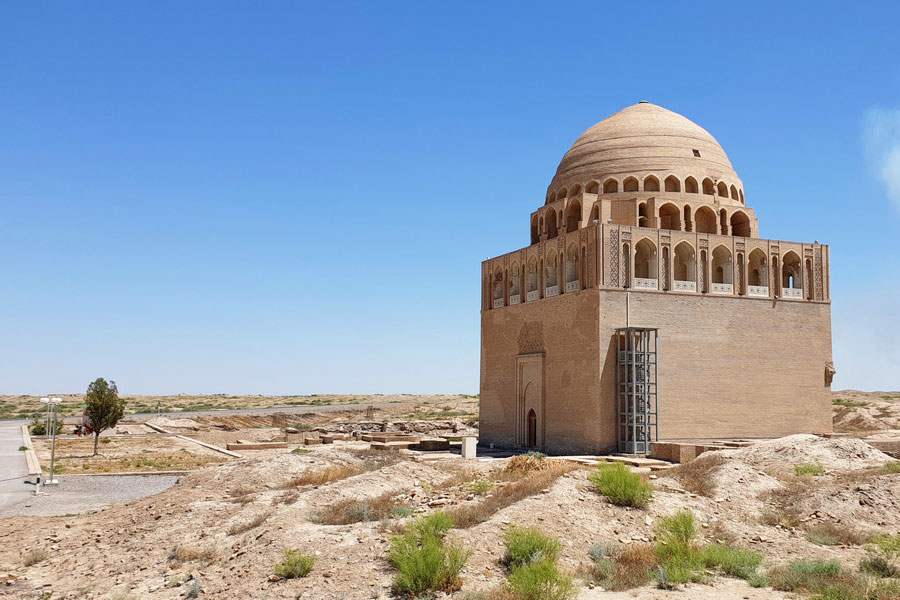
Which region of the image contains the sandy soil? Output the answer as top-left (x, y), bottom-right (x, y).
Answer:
top-left (32, 435), bottom-right (226, 474)
top-left (832, 390), bottom-right (900, 433)
top-left (1, 391), bottom-right (897, 599)
top-left (1, 433), bottom-right (898, 599)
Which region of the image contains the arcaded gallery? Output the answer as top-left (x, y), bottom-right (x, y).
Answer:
top-left (480, 102), bottom-right (833, 455)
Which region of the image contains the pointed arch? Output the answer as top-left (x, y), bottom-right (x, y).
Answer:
top-left (565, 244), bottom-right (579, 287)
top-left (702, 178), bottom-right (715, 195)
top-left (564, 197), bottom-right (582, 232)
top-left (586, 180), bottom-right (599, 194)
top-left (658, 203), bottom-right (681, 231)
top-left (730, 211), bottom-right (750, 237)
top-left (711, 245), bottom-right (733, 285)
top-left (674, 241), bottom-right (696, 283)
top-left (509, 261), bottom-right (521, 298)
top-left (685, 176), bottom-right (699, 194)
top-left (634, 238), bottom-right (658, 281)
top-left (623, 177), bottom-right (639, 192)
top-left (664, 175), bottom-right (681, 192)
top-left (782, 251), bottom-right (801, 291)
top-left (748, 249), bottom-right (768, 287)
top-left (603, 178), bottom-right (618, 193)
top-left (588, 203), bottom-right (600, 225)
top-left (643, 175), bottom-right (659, 192)
top-left (546, 209), bottom-right (559, 239)
top-left (739, 189), bottom-right (745, 205)
top-left (730, 185), bottom-right (738, 200)
top-left (570, 184), bottom-right (582, 197)
top-left (530, 215), bottom-right (539, 244)
top-left (695, 206), bottom-right (717, 234)
top-left (717, 181), bottom-right (728, 197)
top-left (556, 187), bottom-right (567, 202)
top-left (526, 257), bottom-right (538, 296)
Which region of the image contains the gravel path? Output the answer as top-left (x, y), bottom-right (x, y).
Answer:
top-left (0, 474), bottom-right (179, 518)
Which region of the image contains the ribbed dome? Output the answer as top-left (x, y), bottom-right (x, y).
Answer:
top-left (548, 102), bottom-right (742, 201)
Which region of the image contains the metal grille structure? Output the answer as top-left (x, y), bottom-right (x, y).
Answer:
top-left (615, 327), bottom-right (658, 454)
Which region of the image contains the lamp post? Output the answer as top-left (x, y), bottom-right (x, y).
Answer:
top-left (46, 397), bottom-right (62, 485)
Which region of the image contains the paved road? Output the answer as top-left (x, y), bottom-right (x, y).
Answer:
top-left (0, 420), bottom-right (32, 512)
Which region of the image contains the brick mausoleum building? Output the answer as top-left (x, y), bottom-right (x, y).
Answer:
top-left (479, 102), bottom-right (834, 455)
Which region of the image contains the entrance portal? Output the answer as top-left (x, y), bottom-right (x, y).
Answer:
top-left (527, 409), bottom-right (537, 447)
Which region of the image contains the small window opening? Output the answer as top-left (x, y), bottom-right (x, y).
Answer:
top-left (692, 149), bottom-right (701, 157)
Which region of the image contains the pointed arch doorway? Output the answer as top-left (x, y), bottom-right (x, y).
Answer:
top-left (526, 409), bottom-right (537, 447)
top-left (516, 353), bottom-right (545, 449)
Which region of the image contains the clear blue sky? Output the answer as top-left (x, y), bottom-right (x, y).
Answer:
top-left (2, 2), bottom-right (899, 395)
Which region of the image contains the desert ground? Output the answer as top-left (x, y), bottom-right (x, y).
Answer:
top-left (0, 390), bottom-right (898, 600)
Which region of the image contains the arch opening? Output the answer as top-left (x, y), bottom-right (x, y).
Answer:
top-left (730, 211), bottom-right (750, 237)
top-left (634, 239), bottom-right (658, 285)
top-left (644, 176), bottom-right (659, 192)
top-left (695, 206), bottom-right (717, 234)
top-left (674, 242), bottom-right (696, 284)
top-left (664, 175), bottom-right (681, 192)
top-left (659, 203), bottom-right (681, 231)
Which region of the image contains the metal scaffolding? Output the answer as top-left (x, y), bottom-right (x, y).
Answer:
top-left (615, 327), bottom-right (658, 454)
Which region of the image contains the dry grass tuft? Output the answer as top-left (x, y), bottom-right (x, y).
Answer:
top-left (314, 491), bottom-right (411, 525)
top-left (347, 446), bottom-right (405, 468)
top-left (272, 490), bottom-right (299, 506)
top-left (22, 549), bottom-right (48, 567)
top-left (608, 543), bottom-right (657, 590)
top-left (447, 462), bottom-right (578, 529)
top-left (169, 544), bottom-right (219, 566)
top-left (759, 480), bottom-right (816, 529)
top-left (805, 521), bottom-right (873, 546)
top-left (666, 453), bottom-right (728, 497)
top-left (227, 511), bottom-right (272, 535)
top-left (277, 464), bottom-right (364, 489)
top-left (505, 454), bottom-right (553, 473)
top-left (227, 485), bottom-right (256, 504)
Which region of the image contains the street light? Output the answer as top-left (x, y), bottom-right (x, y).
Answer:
top-left (40, 397), bottom-right (63, 486)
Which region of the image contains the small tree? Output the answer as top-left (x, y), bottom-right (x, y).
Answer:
top-left (84, 378), bottom-right (125, 456)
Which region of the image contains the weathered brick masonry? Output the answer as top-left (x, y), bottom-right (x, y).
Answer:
top-left (480, 102), bottom-right (833, 455)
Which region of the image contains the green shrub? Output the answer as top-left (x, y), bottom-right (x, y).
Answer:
top-left (469, 479), bottom-right (493, 495)
top-left (795, 463), bottom-right (826, 476)
top-left (882, 461), bottom-right (900, 474)
top-left (101, 437), bottom-right (112, 444)
top-left (503, 527), bottom-right (562, 568)
top-left (589, 462), bottom-right (653, 508)
top-left (653, 510), bottom-right (704, 587)
top-left (769, 559), bottom-right (843, 592)
top-left (18, 446), bottom-right (27, 451)
top-left (860, 555), bottom-right (899, 578)
top-left (699, 543), bottom-right (763, 580)
top-left (389, 511), bottom-right (469, 596)
top-left (274, 548), bottom-right (315, 579)
top-left (654, 509), bottom-right (696, 562)
top-left (506, 559), bottom-right (576, 600)
top-left (870, 533), bottom-right (900, 561)
top-left (525, 451), bottom-right (547, 459)
top-left (290, 447), bottom-right (311, 454)
top-left (390, 505), bottom-right (413, 519)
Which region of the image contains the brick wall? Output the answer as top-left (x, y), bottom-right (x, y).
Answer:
top-left (480, 288), bottom-right (833, 454)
